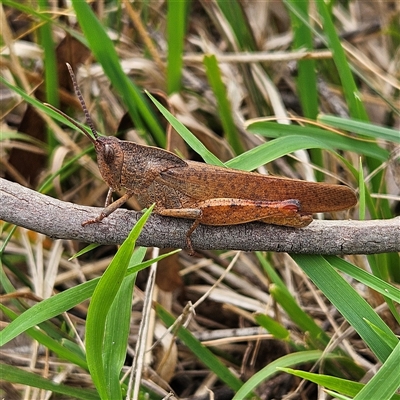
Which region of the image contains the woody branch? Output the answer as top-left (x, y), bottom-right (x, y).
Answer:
top-left (1, 178), bottom-right (399, 254)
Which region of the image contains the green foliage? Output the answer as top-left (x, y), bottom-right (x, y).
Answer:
top-left (204, 54), bottom-right (244, 154)
top-left (71, 0), bottom-right (166, 146)
top-left (85, 209), bottom-right (153, 399)
top-left (1, 1), bottom-right (398, 398)
top-left (167, 0), bottom-right (188, 94)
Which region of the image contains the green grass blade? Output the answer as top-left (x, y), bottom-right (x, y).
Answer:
top-left (71, 0), bottom-right (165, 146)
top-left (254, 314), bottom-right (290, 340)
top-left (246, 121), bottom-right (389, 161)
top-left (203, 54), bottom-right (244, 154)
top-left (340, 158), bottom-right (379, 224)
top-left (146, 91), bottom-right (225, 166)
top-left (215, 0), bottom-right (256, 50)
top-left (280, 351), bottom-right (400, 400)
top-left (1, 305), bottom-right (87, 370)
top-left (270, 284), bottom-right (330, 348)
top-left (292, 255), bottom-right (397, 362)
top-left (0, 250), bottom-right (178, 347)
top-left (313, 1), bottom-right (388, 203)
top-left (0, 363), bottom-right (100, 400)
top-left (226, 135), bottom-right (332, 171)
top-left (282, 0), bottom-right (392, 195)
top-left (256, 253), bottom-right (290, 295)
top-left (213, 0), bottom-right (264, 113)
top-left (68, 243), bottom-right (100, 260)
top-left (37, 147), bottom-right (94, 194)
top-left (0, 131), bottom-right (48, 148)
top-left (315, 2), bottom-right (368, 121)
top-left (0, 278), bottom-right (96, 347)
top-left (0, 77), bottom-right (95, 140)
top-left (287, 0), bottom-right (318, 120)
top-left (279, 367), bottom-right (365, 398)
top-left (103, 248), bottom-right (146, 397)
top-left (365, 321), bottom-right (400, 350)
top-left (1, 0), bottom-right (88, 44)
top-left (327, 255), bottom-right (400, 327)
top-left (324, 256), bottom-right (400, 313)
top-left (0, 255), bottom-right (19, 294)
top-left (85, 207), bottom-right (154, 399)
top-left (36, 0), bottom-right (59, 158)
top-left (319, 115), bottom-right (400, 143)
top-left (2, 0), bottom-right (53, 23)
top-left (287, 0), bottom-right (322, 179)
top-left (232, 351), bottom-right (340, 400)
top-left (38, 0), bottom-right (59, 110)
top-left (283, 0), bottom-right (391, 197)
top-left (167, 0), bottom-right (188, 94)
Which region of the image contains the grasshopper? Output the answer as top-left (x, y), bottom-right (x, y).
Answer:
top-left (47, 64), bottom-right (357, 252)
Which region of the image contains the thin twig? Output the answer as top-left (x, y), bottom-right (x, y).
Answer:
top-left (1, 178), bottom-right (399, 254)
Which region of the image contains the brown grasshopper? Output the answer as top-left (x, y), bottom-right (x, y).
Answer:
top-left (47, 63), bottom-right (357, 252)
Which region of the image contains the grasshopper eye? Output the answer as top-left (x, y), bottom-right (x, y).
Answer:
top-left (104, 144), bottom-right (114, 163)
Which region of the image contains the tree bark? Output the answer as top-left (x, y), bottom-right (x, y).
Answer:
top-left (1, 178), bottom-right (399, 254)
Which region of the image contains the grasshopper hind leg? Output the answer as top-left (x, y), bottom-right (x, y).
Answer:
top-left (157, 207), bottom-right (203, 254)
top-left (260, 214), bottom-right (313, 228)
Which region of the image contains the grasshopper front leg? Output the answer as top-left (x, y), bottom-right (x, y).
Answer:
top-left (82, 191), bottom-right (134, 226)
top-left (158, 198), bottom-right (312, 253)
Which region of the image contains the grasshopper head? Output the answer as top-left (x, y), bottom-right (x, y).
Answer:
top-left (60, 63), bottom-right (124, 192)
top-left (94, 136), bottom-right (124, 191)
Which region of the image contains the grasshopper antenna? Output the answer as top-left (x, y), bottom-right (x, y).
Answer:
top-left (44, 63), bottom-right (98, 144)
top-left (65, 63), bottom-right (98, 140)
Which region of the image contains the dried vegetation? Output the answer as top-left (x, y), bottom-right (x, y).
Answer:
top-left (1, 1), bottom-right (399, 399)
